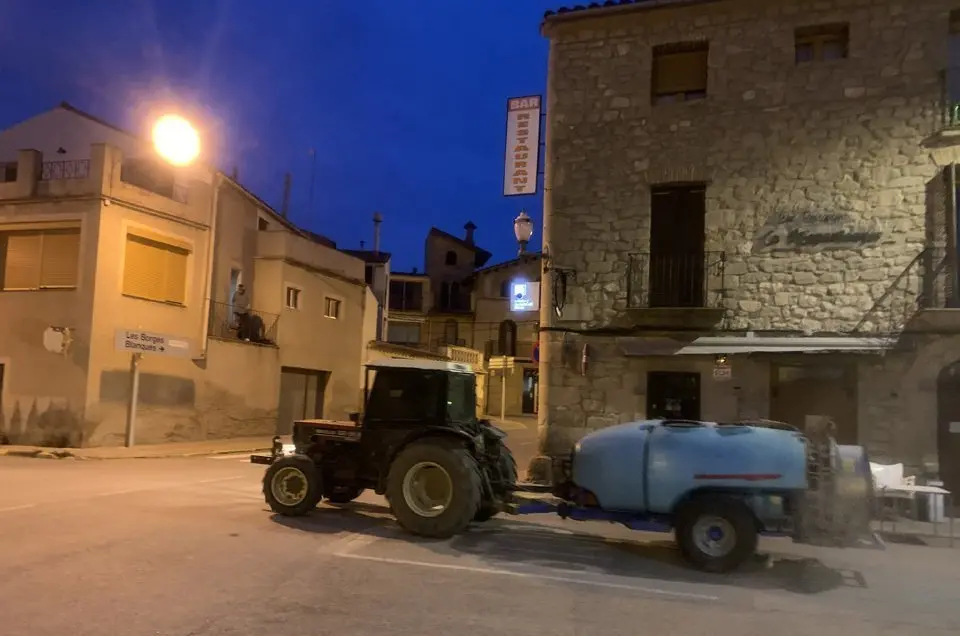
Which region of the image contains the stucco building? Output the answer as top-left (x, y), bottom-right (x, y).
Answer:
top-left (530, 0), bottom-right (960, 494)
top-left (0, 103), bottom-right (376, 447)
top-left (474, 253), bottom-right (542, 416)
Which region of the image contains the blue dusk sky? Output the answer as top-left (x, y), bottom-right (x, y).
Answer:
top-left (0, 1), bottom-right (562, 271)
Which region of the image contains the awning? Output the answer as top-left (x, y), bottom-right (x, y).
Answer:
top-left (619, 335), bottom-right (896, 357)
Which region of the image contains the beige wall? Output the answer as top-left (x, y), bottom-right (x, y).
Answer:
top-left (255, 232), bottom-right (368, 420)
top-left (474, 257), bottom-right (541, 353)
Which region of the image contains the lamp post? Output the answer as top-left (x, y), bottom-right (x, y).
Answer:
top-left (124, 113), bottom-right (209, 448)
top-left (513, 210), bottom-right (534, 255)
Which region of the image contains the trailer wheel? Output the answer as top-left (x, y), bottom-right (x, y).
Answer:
top-left (475, 444), bottom-right (518, 522)
top-left (386, 440), bottom-right (482, 538)
top-left (325, 485), bottom-right (365, 504)
top-left (675, 495), bottom-right (758, 573)
top-left (262, 455), bottom-right (323, 516)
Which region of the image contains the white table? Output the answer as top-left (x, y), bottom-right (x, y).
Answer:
top-left (878, 484), bottom-right (954, 547)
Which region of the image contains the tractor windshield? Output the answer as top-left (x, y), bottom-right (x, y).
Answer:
top-left (446, 372), bottom-right (477, 424)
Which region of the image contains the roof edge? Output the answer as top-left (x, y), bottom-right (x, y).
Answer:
top-left (542, 0), bottom-right (722, 34)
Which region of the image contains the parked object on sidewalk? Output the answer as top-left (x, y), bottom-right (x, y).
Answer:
top-left (251, 364), bottom-right (881, 574)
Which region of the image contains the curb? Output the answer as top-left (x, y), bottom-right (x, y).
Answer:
top-left (0, 447), bottom-right (271, 461)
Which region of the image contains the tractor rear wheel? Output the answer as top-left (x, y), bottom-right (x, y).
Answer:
top-left (386, 440), bottom-right (482, 538)
top-left (262, 455), bottom-right (324, 516)
top-left (675, 495), bottom-right (758, 573)
top-left (475, 443), bottom-right (518, 522)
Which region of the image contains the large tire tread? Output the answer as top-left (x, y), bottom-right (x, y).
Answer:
top-left (674, 495), bottom-right (758, 574)
top-left (474, 444), bottom-right (517, 522)
top-left (386, 439), bottom-right (482, 539)
top-left (262, 454), bottom-right (324, 517)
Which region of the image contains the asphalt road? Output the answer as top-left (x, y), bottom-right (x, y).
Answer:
top-left (2, 444), bottom-right (960, 635)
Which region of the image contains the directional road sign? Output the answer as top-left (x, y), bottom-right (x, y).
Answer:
top-left (114, 328), bottom-right (193, 358)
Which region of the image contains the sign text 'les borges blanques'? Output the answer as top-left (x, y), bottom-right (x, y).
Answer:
top-left (503, 96), bottom-right (542, 197)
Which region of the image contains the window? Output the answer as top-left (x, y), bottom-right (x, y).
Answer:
top-left (445, 250), bottom-right (457, 266)
top-left (324, 296), bottom-right (341, 319)
top-left (285, 286), bottom-right (301, 309)
top-left (365, 265), bottom-right (374, 284)
top-left (499, 280), bottom-right (510, 298)
top-left (0, 226), bottom-right (81, 291)
top-left (258, 218), bottom-right (269, 231)
top-left (388, 280), bottom-right (424, 311)
top-left (795, 23), bottom-right (849, 64)
top-left (387, 321), bottom-right (422, 345)
top-left (651, 41), bottom-right (709, 105)
top-left (122, 232), bottom-right (189, 304)
top-left (1, 162), bottom-right (16, 183)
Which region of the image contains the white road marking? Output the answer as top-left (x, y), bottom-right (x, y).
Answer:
top-left (0, 503), bottom-right (38, 513)
top-left (334, 552), bottom-right (720, 601)
top-left (318, 531), bottom-right (382, 555)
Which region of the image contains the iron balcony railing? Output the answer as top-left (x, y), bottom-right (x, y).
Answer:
top-left (208, 300), bottom-right (279, 345)
top-left (942, 66), bottom-right (960, 129)
top-left (40, 159), bottom-right (90, 180)
top-left (484, 339), bottom-right (536, 359)
top-left (854, 246), bottom-right (956, 335)
top-left (626, 251), bottom-right (726, 309)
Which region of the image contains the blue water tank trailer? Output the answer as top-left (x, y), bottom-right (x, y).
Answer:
top-left (509, 419), bottom-right (880, 573)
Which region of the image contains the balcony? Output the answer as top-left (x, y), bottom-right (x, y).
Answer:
top-left (208, 300), bottom-right (279, 345)
top-left (928, 67), bottom-right (960, 146)
top-left (120, 158), bottom-right (189, 203)
top-left (624, 251), bottom-right (726, 330)
top-left (483, 339), bottom-right (536, 359)
top-left (855, 246), bottom-right (960, 336)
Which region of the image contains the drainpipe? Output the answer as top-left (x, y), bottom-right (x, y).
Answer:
top-left (199, 172), bottom-right (223, 357)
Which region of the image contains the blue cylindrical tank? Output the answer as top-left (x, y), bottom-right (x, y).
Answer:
top-left (571, 420), bottom-right (809, 514)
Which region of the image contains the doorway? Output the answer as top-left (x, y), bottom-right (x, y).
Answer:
top-left (522, 368), bottom-right (538, 415)
top-left (937, 361), bottom-right (960, 497)
top-left (646, 371), bottom-right (701, 420)
top-left (770, 363), bottom-right (857, 443)
top-left (277, 367), bottom-right (330, 434)
top-left (649, 184), bottom-right (706, 308)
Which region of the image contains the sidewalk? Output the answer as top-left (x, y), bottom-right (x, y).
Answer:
top-left (0, 436), bottom-right (275, 460)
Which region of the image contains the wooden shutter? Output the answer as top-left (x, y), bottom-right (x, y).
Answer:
top-left (123, 235), bottom-right (167, 301)
top-left (39, 229), bottom-right (81, 288)
top-left (3, 232), bottom-right (42, 290)
top-left (653, 49), bottom-right (708, 95)
top-left (163, 246), bottom-right (188, 304)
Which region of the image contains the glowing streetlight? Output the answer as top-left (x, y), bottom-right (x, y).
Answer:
top-left (513, 210), bottom-right (534, 255)
top-left (152, 114), bottom-right (200, 167)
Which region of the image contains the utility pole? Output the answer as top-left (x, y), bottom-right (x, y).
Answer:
top-left (281, 172), bottom-right (291, 218)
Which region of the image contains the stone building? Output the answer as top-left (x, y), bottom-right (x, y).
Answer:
top-left (531, 0), bottom-right (960, 493)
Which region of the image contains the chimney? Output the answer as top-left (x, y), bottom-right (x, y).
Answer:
top-left (373, 211), bottom-right (383, 254)
top-left (280, 172), bottom-right (291, 218)
top-left (464, 221), bottom-right (477, 245)
top-left (412, 267), bottom-right (418, 274)
top-left (230, 165), bottom-right (239, 180)
top-left (360, 240), bottom-right (366, 249)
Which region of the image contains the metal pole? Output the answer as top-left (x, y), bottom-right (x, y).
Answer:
top-left (500, 368), bottom-right (507, 423)
top-left (125, 353), bottom-right (142, 447)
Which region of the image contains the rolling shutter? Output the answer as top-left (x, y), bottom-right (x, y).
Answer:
top-left (3, 232), bottom-right (43, 290)
top-left (123, 233), bottom-right (189, 304)
top-left (39, 229), bottom-right (81, 288)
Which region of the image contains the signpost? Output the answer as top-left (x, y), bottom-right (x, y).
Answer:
top-left (114, 329), bottom-right (193, 447)
top-left (503, 96), bottom-right (542, 197)
top-left (488, 356), bottom-right (515, 423)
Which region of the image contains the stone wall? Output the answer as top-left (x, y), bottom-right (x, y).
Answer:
top-left (544, 0), bottom-right (957, 333)
top-left (531, 0), bottom-right (960, 473)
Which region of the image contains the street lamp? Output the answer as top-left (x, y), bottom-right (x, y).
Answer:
top-left (152, 114), bottom-right (200, 167)
top-left (513, 210), bottom-right (534, 255)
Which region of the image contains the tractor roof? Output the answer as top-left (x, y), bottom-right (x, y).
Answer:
top-left (365, 358), bottom-right (475, 374)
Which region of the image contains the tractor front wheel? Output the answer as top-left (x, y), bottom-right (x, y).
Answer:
top-left (386, 440), bottom-right (482, 539)
top-left (262, 455), bottom-right (324, 516)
